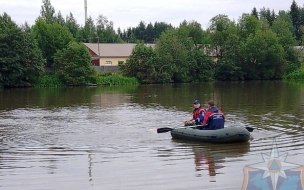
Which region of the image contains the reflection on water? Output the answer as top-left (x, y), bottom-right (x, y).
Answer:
top-left (0, 81), bottom-right (304, 190)
top-left (171, 139), bottom-right (250, 179)
top-left (192, 143), bottom-right (249, 178)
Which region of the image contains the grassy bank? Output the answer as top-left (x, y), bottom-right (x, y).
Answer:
top-left (95, 72), bottom-right (138, 86)
top-left (33, 73), bottom-right (64, 87)
top-left (34, 72), bottom-right (138, 87)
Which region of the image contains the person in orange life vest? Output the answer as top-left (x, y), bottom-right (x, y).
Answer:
top-left (184, 100), bottom-right (206, 126)
top-left (201, 100), bottom-right (225, 130)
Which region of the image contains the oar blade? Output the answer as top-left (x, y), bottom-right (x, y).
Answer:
top-left (157, 127), bottom-right (173, 133)
top-left (245, 127), bottom-right (254, 132)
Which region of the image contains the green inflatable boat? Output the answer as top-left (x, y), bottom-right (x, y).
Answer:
top-left (169, 126), bottom-right (250, 143)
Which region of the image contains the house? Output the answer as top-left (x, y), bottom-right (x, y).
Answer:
top-left (83, 43), bottom-right (155, 72)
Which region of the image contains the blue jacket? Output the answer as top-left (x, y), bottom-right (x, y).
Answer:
top-left (202, 106), bottom-right (225, 130)
top-left (193, 107), bottom-right (206, 124)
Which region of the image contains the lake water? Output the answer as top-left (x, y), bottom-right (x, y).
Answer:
top-left (0, 81), bottom-right (303, 190)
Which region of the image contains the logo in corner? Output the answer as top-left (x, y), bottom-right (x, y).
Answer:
top-left (242, 139), bottom-right (304, 190)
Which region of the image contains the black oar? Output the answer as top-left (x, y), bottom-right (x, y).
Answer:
top-left (157, 126), bottom-right (254, 133)
top-left (157, 127), bottom-right (174, 133)
top-left (245, 126), bottom-right (254, 132)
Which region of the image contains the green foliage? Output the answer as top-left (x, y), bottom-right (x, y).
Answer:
top-left (54, 41), bottom-right (96, 85)
top-left (99, 71), bottom-right (113, 77)
top-left (65, 12), bottom-right (81, 41)
top-left (179, 20), bottom-right (204, 47)
top-left (40, 0), bottom-right (56, 24)
top-left (95, 73), bottom-right (138, 85)
top-left (240, 29), bottom-right (284, 79)
top-left (119, 21), bottom-right (173, 43)
top-left (251, 7), bottom-right (259, 19)
top-left (3, 1), bottom-right (304, 87)
top-left (121, 42), bottom-right (162, 83)
top-left (272, 16), bottom-right (297, 59)
top-left (290, 0), bottom-right (301, 40)
top-left (283, 68), bottom-right (304, 79)
top-left (0, 13), bottom-right (45, 87)
top-left (215, 60), bottom-right (243, 81)
top-left (32, 18), bottom-right (74, 67)
top-left (156, 28), bottom-right (190, 83)
top-left (238, 14), bottom-right (260, 41)
top-left (284, 61), bottom-right (301, 74)
top-left (188, 50), bottom-right (214, 82)
top-left (95, 14), bottom-right (123, 43)
top-left (33, 73), bottom-right (64, 87)
top-left (209, 14), bottom-right (235, 60)
top-left (122, 24), bottom-right (214, 84)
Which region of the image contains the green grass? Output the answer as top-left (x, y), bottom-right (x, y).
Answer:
top-left (95, 72), bottom-right (138, 85)
top-left (33, 73), bottom-right (64, 87)
top-left (34, 72), bottom-right (138, 87)
top-left (283, 68), bottom-right (304, 80)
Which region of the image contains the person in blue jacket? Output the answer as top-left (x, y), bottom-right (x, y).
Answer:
top-left (201, 100), bottom-right (225, 130)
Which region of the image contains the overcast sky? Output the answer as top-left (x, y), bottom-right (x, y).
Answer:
top-left (1, 0), bottom-right (303, 31)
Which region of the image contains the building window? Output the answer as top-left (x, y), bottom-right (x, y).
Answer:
top-left (105, 61), bottom-right (112, 66)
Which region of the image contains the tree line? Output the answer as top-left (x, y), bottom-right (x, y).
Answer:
top-left (121, 1), bottom-right (304, 83)
top-left (1, 0), bottom-right (304, 87)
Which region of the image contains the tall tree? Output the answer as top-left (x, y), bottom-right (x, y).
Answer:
top-left (272, 15), bottom-right (298, 73)
top-left (272, 15), bottom-right (296, 52)
top-left (145, 22), bottom-right (155, 43)
top-left (251, 7), bottom-right (259, 20)
top-left (179, 20), bottom-right (204, 48)
top-left (65, 12), bottom-right (80, 40)
top-left (55, 11), bottom-right (65, 25)
top-left (290, 0), bottom-right (301, 40)
top-left (241, 29), bottom-right (284, 79)
top-left (40, 0), bottom-right (56, 24)
top-left (0, 13), bottom-right (44, 87)
top-left (32, 18), bottom-right (74, 67)
top-left (238, 14), bottom-right (260, 41)
top-left (95, 14), bottom-right (123, 43)
top-left (209, 14), bottom-right (234, 60)
top-left (135, 21), bottom-right (146, 41)
top-left (278, 10), bottom-right (294, 34)
top-left (79, 17), bottom-right (96, 43)
top-left (156, 28), bottom-right (191, 82)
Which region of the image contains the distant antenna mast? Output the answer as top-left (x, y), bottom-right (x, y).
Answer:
top-left (84, 0), bottom-right (87, 23)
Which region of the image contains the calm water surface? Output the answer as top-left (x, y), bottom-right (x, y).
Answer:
top-left (0, 81), bottom-right (303, 190)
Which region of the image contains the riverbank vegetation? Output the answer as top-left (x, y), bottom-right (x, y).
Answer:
top-left (1, 0), bottom-right (304, 88)
top-left (34, 72), bottom-right (138, 87)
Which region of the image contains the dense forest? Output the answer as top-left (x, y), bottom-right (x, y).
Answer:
top-left (1, 0), bottom-right (304, 87)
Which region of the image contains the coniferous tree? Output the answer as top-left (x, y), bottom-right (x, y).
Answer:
top-left (251, 7), bottom-right (259, 19)
top-left (290, 0), bottom-right (301, 40)
top-left (40, 0), bottom-right (56, 24)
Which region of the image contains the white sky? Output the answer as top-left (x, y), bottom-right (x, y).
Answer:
top-left (0, 0), bottom-right (303, 31)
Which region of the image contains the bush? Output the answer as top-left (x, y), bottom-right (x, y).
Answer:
top-left (54, 42), bottom-right (95, 85)
top-left (283, 68), bottom-right (304, 80)
top-left (33, 73), bottom-right (64, 87)
top-left (95, 73), bottom-right (138, 85)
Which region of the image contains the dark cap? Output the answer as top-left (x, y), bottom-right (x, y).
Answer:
top-left (193, 100), bottom-right (200, 104)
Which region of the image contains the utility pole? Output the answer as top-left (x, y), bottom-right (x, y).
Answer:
top-left (97, 36), bottom-right (100, 57)
top-left (84, 0), bottom-right (87, 23)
